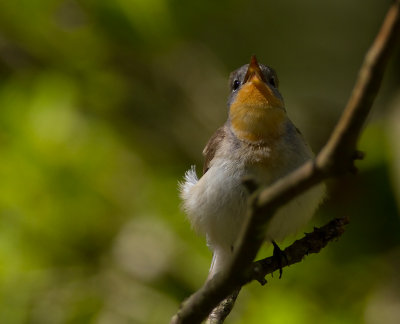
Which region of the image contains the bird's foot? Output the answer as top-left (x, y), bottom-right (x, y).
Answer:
top-left (272, 240), bottom-right (288, 279)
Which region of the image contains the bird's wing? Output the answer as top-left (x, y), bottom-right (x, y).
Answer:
top-left (202, 126), bottom-right (226, 175)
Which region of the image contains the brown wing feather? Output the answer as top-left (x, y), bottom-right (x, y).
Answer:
top-left (202, 126), bottom-right (226, 174)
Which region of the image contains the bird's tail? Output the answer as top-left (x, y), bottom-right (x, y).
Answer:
top-left (207, 247), bottom-right (233, 280)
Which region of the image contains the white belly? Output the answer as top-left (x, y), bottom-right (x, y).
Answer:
top-left (181, 158), bottom-right (248, 251)
top-left (180, 153), bottom-right (325, 276)
top-left (181, 157), bottom-right (324, 250)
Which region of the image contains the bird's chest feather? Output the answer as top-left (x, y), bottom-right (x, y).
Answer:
top-left (188, 141), bottom-right (285, 248)
top-left (217, 137), bottom-right (286, 185)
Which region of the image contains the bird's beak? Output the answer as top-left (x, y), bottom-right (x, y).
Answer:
top-left (243, 55), bottom-right (267, 84)
top-left (241, 55), bottom-right (283, 109)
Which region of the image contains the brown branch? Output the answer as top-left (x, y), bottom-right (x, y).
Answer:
top-left (205, 217), bottom-right (348, 324)
top-left (171, 1), bottom-right (400, 323)
top-left (250, 217), bottom-right (349, 285)
top-left (205, 289), bottom-right (240, 324)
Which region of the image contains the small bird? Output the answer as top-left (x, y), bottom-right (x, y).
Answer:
top-left (180, 56), bottom-right (325, 278)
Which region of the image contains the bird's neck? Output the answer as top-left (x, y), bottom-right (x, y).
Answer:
top-left (229, 104), bottom-right (287, 144)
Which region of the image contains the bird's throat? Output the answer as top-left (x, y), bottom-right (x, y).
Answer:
top-left (229, 78), bottom-right (286, 143)
top-left (230, 105), bottom-right (286, 143)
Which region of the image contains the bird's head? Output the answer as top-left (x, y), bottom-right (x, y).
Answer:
top-left (228, 56), bottom-right (287, 143)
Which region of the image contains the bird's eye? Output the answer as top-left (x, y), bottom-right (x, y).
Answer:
top-left (232, 79), bottom-right (241, 91)
top-left (269, 76), bottom-right (276, 87)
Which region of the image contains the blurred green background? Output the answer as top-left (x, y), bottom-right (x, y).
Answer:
top-left (0, 0), bottom-right (399, 323)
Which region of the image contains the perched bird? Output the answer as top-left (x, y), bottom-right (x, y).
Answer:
top-left (180, 56), bottom-right (325, 278)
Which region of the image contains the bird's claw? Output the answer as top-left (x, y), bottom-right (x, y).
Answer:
top-left (272, 240), bottom-right (288, 279)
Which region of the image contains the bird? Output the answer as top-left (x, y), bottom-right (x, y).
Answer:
top-left (180, 55), bottom-right (325, 279)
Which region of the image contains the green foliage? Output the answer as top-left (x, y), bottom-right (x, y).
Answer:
top-left (0, 0), bottom-right (399, 323)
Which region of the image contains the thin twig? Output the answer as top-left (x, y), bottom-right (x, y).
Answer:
top-left (250, 217), bottom-right (349, 285)
top-left (205, 289), bottom-right (240, 324)
top-left (171, 1), bottom-right (400, 323)
top-left (205, 217), bottom-right (348, 324)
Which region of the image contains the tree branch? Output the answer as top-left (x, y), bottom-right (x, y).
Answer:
top-left (250, 217), bottom-right (349, 285)
top-left (171, 1), bottom-right (400, 323)
top-left (205, 217), bottom-right (348, 324)
top-left (205, 288), bottom-right (240, 324)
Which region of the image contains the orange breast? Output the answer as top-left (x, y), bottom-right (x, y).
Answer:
top-left (229, 81), bottom-right (286, 143)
